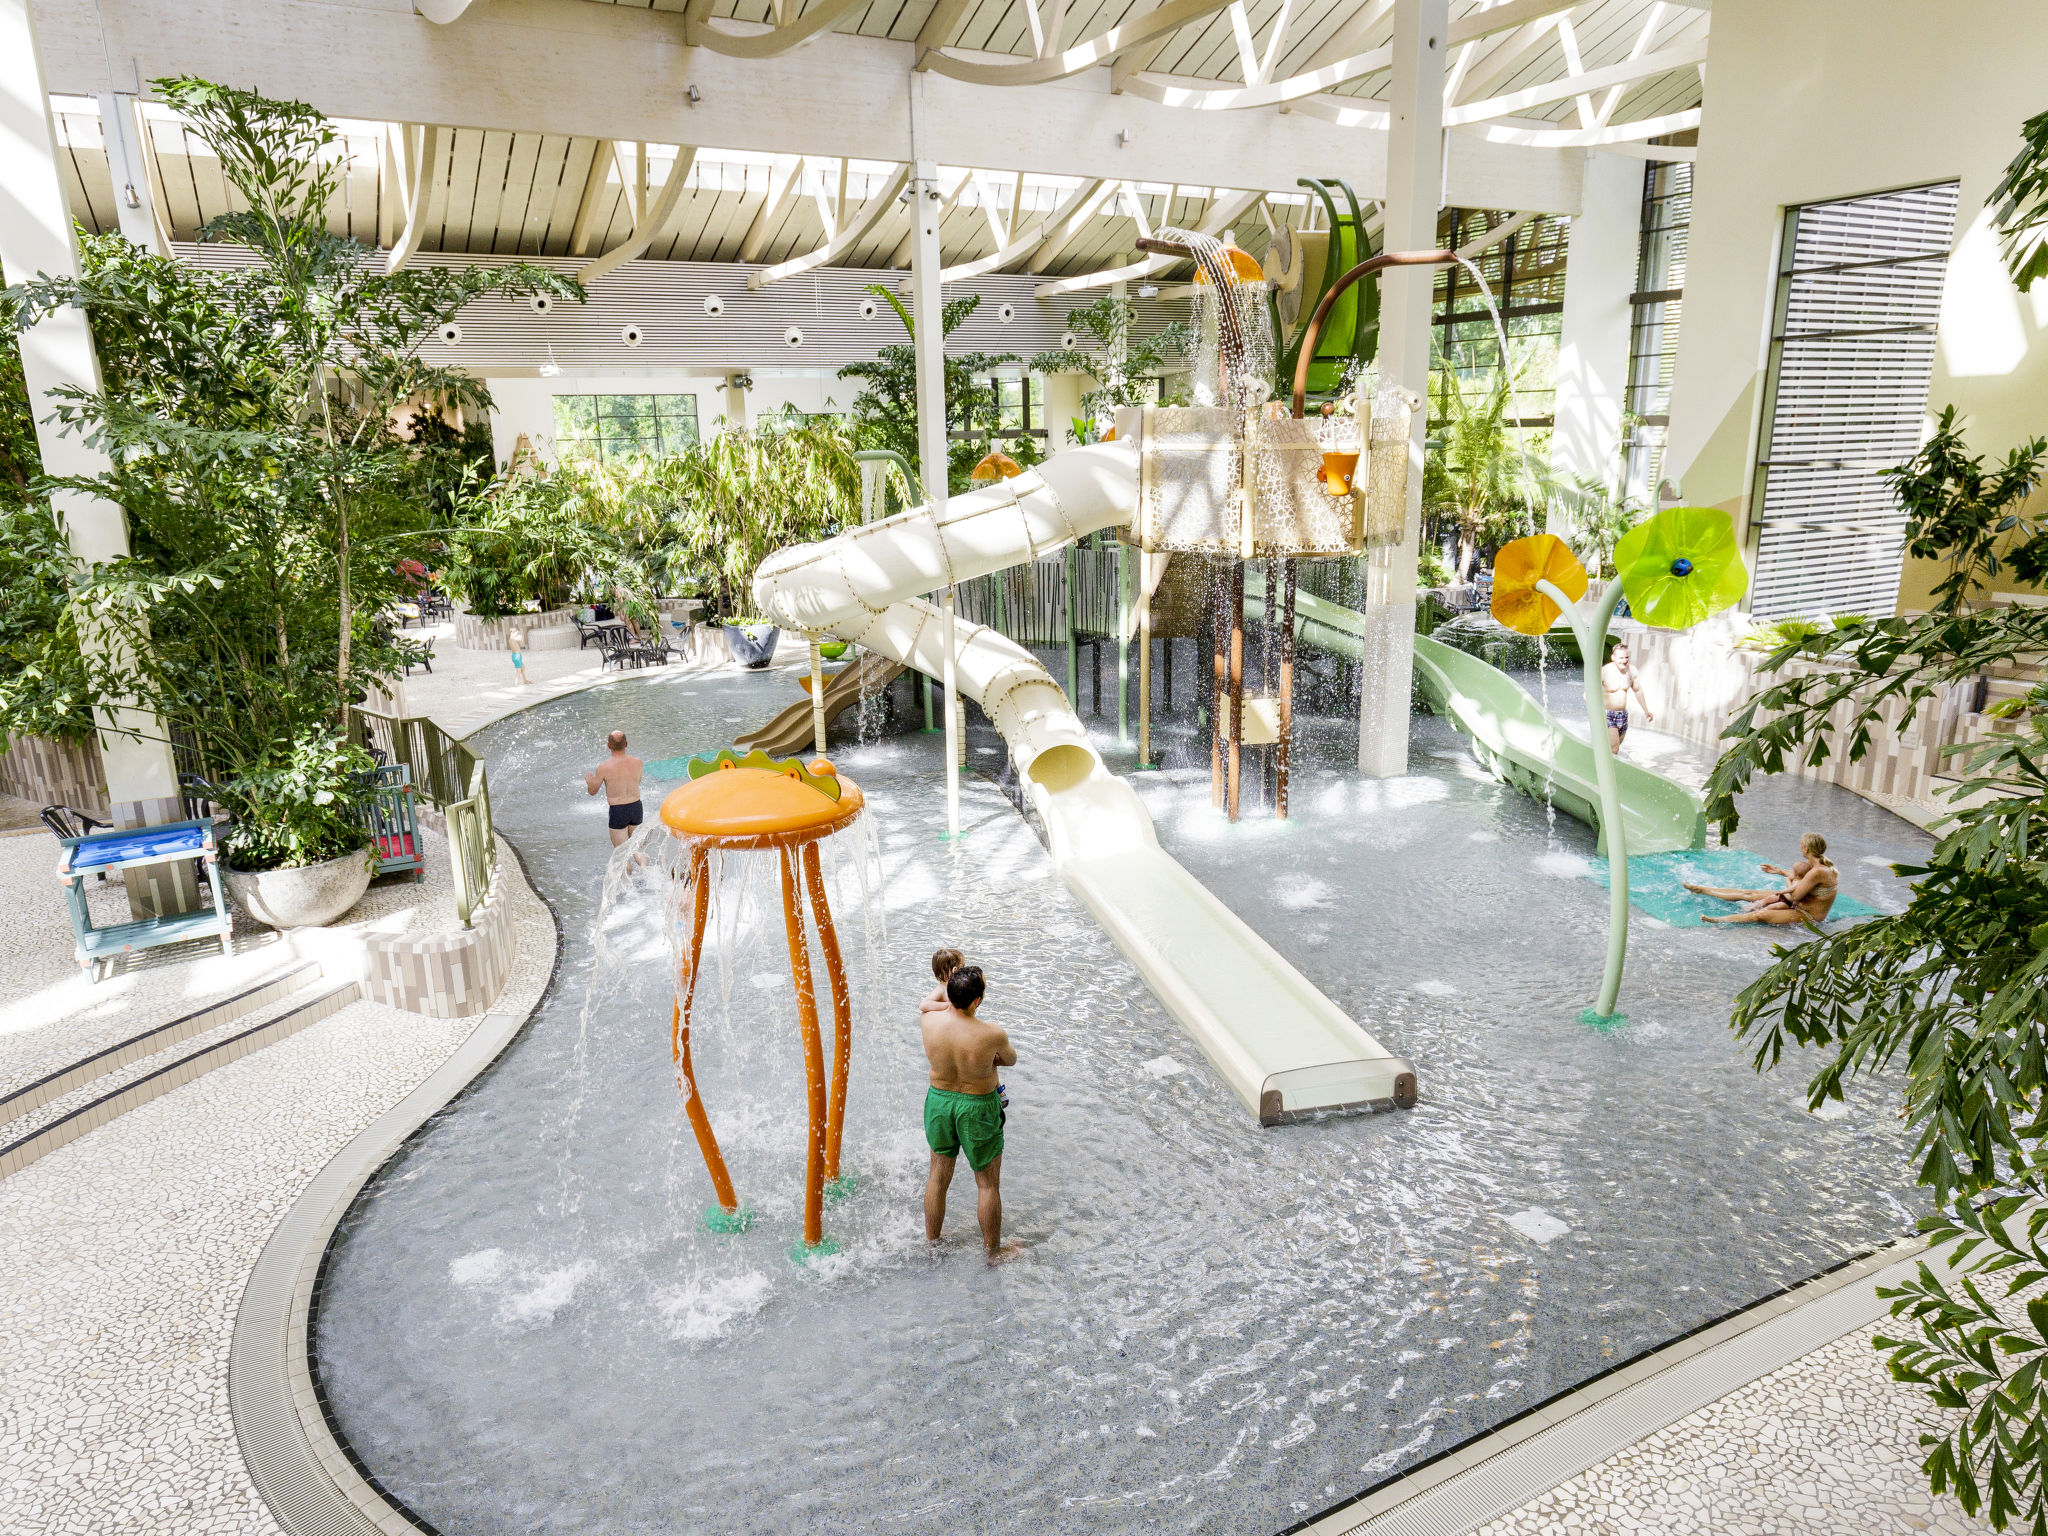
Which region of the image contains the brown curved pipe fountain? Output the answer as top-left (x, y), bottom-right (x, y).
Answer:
top-left (1288, 248), bottom-right (1457, 419)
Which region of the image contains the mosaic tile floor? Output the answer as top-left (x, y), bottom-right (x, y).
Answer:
top-left (0, 837), bottom-right (553, 1536)
top-left (1472, 1318), bottom-right (1994, 1536)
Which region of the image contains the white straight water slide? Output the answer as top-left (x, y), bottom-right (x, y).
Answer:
top-left (754, 443), bottom-right (1417, 1124)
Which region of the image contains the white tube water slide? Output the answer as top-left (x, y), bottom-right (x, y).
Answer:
top-left (754, 443), bottom-right (1417, 1124)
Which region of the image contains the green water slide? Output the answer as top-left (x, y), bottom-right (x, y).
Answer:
top-left (1284, 179), bottom-right (1379, 402)
top-left (1244, 572), bottom-right (1706, 856)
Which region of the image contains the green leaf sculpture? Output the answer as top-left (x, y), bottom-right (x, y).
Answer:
top-left (1614, 506), bottom-right (1748, 631)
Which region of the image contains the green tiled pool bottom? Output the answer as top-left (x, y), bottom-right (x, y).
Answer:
top-left (1590, 848), bottom-right (1883, 929)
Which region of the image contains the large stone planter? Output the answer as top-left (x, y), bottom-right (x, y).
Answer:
top-left (724, 623), bottom-right (782, 668)
top-left (225, 846), bottom-right (374, 930)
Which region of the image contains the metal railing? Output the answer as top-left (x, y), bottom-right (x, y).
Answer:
top-left (356, 710), bottom-right (499, 927)
top-left (952, 542), bottom-right (1132, 646)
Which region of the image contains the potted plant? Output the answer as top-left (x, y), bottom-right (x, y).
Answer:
top-left (723, 615), bottom-right (782, 668)
top-left (218, 733), bottom-right (380, 929)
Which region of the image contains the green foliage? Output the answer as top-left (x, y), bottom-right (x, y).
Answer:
top-left (0, 501), bottom-right (100, 743)
top-left (217, 730), bottom-right (377, 871)
top-left (1417, 540), bottom-right (1454, 589)
top-left (598, 419), bottom-right (859, 620)
top-left (1028, 294), bottom-right (1191, 437)
top-left (1566, 477), bottom-right (1643, 579)
top-left (1706, 414), bottom-right (2048, 1531)
top-left (1422, 368), bottom-right (1585, 581)
top-left (0, 350), bottom-right (92, 742)
top-left (0, 336), bottom-right (39, 507)
top-left (1890, 407), bottom-right (2048, 613)
top-left (836, 287), bottom-right (1030, 494)
top-left (1992, 107), bottom-right (2048, 295)
top-left (0, 78), bottom-right (582, 790)
top-left (1737, 613), bottom-right (1870, 653)
top-left (1874, 1195), bottom-right (2048, 1533)
top-left (439, 468), bottom-right (633, 618)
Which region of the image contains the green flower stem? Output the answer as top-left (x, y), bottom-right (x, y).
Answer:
top-left (1539, 576), bottom-right (1630, 1018)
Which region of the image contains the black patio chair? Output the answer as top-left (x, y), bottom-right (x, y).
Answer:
top-left (42, 805), bottom-right (114, 881)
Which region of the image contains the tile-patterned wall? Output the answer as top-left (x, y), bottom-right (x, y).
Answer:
top-left (1628, 617), bottom-right (1990, 810)
top-left (1, 733), bottom-right (109, 817)
top-left (361, 864), bottom-right (519, 1018)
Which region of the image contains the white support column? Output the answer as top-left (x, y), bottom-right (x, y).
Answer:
top-left (1549, 149), bottom-right (1644, 515)
top-left (909, 155), bottom-right (958, 837)
top-left (96, 93), bottom-right (168, 257)
top-left (5, 0), bottom-right (190, 913)
top-left (1357, 0), bottom-right (1446, 779)
top-left (4, 18), bottom-right (173, 781)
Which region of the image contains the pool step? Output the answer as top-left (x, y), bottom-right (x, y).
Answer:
top-left (0, 976), bottom-right (362, 1181)
top-left (0, 961), bottom-right (325, 1132)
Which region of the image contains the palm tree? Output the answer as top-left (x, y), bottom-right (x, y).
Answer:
top-left (1422, 367), bottom-right (1583, 581)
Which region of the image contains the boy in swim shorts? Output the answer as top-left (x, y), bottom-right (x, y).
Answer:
top-left (919, 963), bottom-right (1022, 1264)
top-left (922, 949), bottom-right (1007, 1119)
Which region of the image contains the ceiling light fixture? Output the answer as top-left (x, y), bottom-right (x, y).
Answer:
top-left (1135, 282), bottom-right (1159, 299)
top-left (539, 344), bottom-right (562, 378)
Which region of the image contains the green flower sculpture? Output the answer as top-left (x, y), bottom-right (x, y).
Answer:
top-left (1614, 507), bottom-right (1748, 630)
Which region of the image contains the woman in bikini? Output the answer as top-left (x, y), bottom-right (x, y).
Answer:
top-left (1684, 833), bottom-right (1838, 926)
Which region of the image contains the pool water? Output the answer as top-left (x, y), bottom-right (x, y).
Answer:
top-left (314, 660), bottom-right (1932, 1535)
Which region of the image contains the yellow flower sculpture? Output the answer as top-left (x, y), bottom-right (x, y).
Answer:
top-left (1490, 534), bottom-right (1589, 636)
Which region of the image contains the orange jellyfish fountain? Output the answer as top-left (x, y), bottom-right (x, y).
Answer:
top-left (659, 748), bottom-right (866, 1258)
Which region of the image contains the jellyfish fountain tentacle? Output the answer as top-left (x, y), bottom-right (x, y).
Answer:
top-left (674, 841), bottom-right (741, 1216)
top-left (801, 838), bottom-right (854, 1184)
top-left (777, 842), bottom-right (831, 1250)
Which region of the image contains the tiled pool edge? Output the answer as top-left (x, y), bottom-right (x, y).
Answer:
top-left (1299, 1237), bottom-right (1934, 1536)
top-left (227, 833), bottom-right (562, 1536)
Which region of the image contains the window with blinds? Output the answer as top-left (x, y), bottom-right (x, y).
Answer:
top-left (1747, 181), bottom-right (1960, 619)
top-left (1622, 161), bottom-right (1690, 504)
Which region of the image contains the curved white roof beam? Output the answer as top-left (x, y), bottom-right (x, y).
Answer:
top-left (739, 155), bottom-right (805, 263)
top-left (683, 0), bottom-right (873, 59)
top-left (928, 176), bottom-right (1106, 284)
top-left (1442, 36), bottom-right (1707, 125)
top-left (918, 0), bottom-right (1238, 87)
top-left (384, 123), bottom-right (440, 275)
top-left (1456, 106), bottom-right (1700, 146)
top-left (1031, 188), bottom-right (1262, 298)
top-left (749, 164), bottom-right (909, 288)
top-left (1028, 178), bottom-right (1126, 273)
top-left (1116, 0), bottom-right (1574, 114)
top-left (580, 146), bottom-right (698, 284)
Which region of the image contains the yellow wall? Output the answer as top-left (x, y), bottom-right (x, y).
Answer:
top-left (1663, 0), bottom-right (2048, 611)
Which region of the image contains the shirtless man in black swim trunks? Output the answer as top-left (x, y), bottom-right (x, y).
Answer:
top-left (584, 730), bottom-right (645, 847)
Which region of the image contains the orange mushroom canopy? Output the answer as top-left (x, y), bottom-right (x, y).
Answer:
top-left (659, 749), bottom-right (864, 845)
top-left (969, 450), bottom-right (1024, 482)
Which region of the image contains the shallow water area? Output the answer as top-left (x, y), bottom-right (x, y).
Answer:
top-left (314, 658), bottom-right (1935, 1536)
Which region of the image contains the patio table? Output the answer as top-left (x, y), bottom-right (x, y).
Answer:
top-left (57, 818), bottom-right (234, 981)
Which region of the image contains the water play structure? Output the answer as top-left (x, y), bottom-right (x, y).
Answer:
top-left (755, 229), bottom-right (1452, 1123)
top-left (1243, 566), bottom-right (1709, 858)
top-left (658, 749), bottom-right (865, 1252)
top-left (733, 652), bottom-right (905, 758)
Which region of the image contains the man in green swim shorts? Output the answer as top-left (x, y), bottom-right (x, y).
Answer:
top-left (920, 964), bottom-right (1022, 1264)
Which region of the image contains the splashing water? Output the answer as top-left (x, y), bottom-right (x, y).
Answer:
top-left (1165, 225), bottom-right (1275, 410)
top-left (554, 796), bottom-right (888, 1242)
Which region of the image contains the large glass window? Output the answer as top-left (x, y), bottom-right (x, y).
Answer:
top-left (960, 375), bottom-right (1048, 440)
top-left (1431, 208), bottom-right (1570, 429)
top-left (1622, 161), bottom-right (1692, 505)
top-left (554, 394), bottom-right (700, 462)
top-left (1747, 181), bottom-right (1960, 619)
